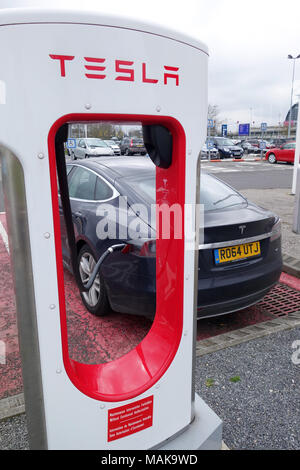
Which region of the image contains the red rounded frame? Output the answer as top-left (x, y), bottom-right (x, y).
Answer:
top-left (48, 113), bottom-right (186, 402)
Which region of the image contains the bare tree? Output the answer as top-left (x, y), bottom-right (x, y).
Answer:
top-left (208, 104), bottom-right (220, 124)
top-left (207, 104), bottom-right (221, 135)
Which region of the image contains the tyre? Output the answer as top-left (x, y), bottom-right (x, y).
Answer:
top-left (268, 153), bottom-right (277, 164)
top-left (78, 245), bottom-right (110, 316)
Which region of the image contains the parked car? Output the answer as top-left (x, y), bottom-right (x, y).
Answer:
top-left (241, 139), bottom-right (271, 154)
top-left (60, 157), bottom-right (282, 320)
top-left (201, 142), bottom-right (219, 159)
top-left (210, 137), bottom-right (244, 159)
top-left (70, 138), bottom-right (114, 159)
top-left (103, 140), bottom-right (121, 155)
top-left (119, 137), bottom-right (147, 155)
top-left (240, 141), bottom-right (260, 154)
top-left (244, 138), bottom-right (260, 148)
top-left (265, 142), bottom-right (296, 164)
top-left (110, 137), bottom-right (121, 146)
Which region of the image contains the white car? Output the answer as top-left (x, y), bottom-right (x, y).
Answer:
top-left (201, 143), bottom-right (219, 159)
top-left (103, 140), bottom-right (121, 155)
top-left (70, 138), bottom-right (114, 159)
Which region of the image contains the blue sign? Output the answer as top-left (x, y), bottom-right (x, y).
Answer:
top-left (207, 140), bottom-right (214, 149)
top-left (207, 119), bottom-right (214, 128)
top-left (238, 123), bottom-right (250, 136)
top-left (261, 122), bottom-right (267, 132)
top-left (259, 141), bottom-right (266, 150)
top-left (221, 124), bottom-right (227, 137)
top-left (66, 138), bottom-right (77, 149)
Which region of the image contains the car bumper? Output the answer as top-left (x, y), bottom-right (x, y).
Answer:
top-left (103, 251), bottom-right (282, 320)
top-left (129, 148), bottom-right (146, 154)
top-left (197, 256), bottom-right (282, 319)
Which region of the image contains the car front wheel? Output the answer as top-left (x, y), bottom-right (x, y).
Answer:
top-left (78, 245), bottom-right (110, 316)
top-left (268, 153), bottom-right (277, 164)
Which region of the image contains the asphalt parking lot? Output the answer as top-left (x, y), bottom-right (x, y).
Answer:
top-left (0, 157), bottom-right (300, 450)
top-left (201, 158), bottom-right (293, 190)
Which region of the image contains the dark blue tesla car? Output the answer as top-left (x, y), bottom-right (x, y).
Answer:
top-left (60, 157), bottom-right (282, 319)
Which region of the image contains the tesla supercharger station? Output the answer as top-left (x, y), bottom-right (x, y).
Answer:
top-left (0, 7), bottom-right (222, 450)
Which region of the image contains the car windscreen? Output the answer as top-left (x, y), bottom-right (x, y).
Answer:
top-left (215, 138), bottom-right (235, 146)
top-left (86, 139), bottom-right (108, 148)
top-left (123, 172), bottom-right (247, 211)
top-left (200, 174), bottom-right (247, 211)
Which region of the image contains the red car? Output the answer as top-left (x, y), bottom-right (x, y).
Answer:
top-left (265, 142), bottom-right (296, 164)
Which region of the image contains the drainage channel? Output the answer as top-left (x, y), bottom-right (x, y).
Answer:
top-left (196, 282), bottom-right (300, 357)
top-left (257, 283), bottom-right (300, 317)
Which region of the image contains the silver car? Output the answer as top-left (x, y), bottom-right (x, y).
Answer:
top-left (103, 139), bottom-right (121, 155)
top-left (201, 143), bottom-right (219, 159)
top-left (70, 138), bottom-right (114, 159)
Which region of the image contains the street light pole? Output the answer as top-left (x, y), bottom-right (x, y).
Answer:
top-left (292, 95), bottom-right (300, 196)
top-left (287, 54), bottom-right (300, 138)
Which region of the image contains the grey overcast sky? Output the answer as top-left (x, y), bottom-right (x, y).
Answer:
top-left (2, 0), bottom-right (300, 129)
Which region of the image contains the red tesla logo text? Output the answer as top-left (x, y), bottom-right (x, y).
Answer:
top-left (49, 54), bottom-right (179, 86)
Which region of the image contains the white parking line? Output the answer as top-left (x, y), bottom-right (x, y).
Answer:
top-left (0, 220), bottom-right (9, 253)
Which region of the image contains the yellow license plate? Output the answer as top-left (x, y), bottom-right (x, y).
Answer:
top-left (214, 241), bottom-right (261, 264)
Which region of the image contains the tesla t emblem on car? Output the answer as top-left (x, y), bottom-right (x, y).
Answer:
top-left (49, 54), bottom-right (180, 86)
top-left (239, 225), bottom-right (247, 235)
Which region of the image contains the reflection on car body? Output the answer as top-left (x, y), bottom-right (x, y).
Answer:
top-left (60, 157), bottom-right (282, 320)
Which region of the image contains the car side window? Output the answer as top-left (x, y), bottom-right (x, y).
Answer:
top-left (68, 167), bottom-right (97, 200)
top-left (95, 177), bottom-right (114, 200)
top-left (283, 144), bottom-right (293, 149)
top-left (57, 165), bottom-right (74, 194)
top-left (66, 165), bottom-right (74, 176)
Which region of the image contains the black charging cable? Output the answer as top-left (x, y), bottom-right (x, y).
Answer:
top-left (55, 125), bottom-right (126, 293)
top-left (82, 243), bottom-right (126, 290)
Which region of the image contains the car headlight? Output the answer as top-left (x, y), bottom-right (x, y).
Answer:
top-left (271, 218), bottom-right (281, 241)
top-left (223, 147), bottom-right (231, 152)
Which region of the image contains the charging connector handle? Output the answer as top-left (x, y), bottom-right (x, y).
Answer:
top-left (83, 244), bottom-right (126, 290)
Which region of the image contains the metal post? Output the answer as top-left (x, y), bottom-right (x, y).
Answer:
top-left (288, 59), bottom-right (296, 138)
top-left (208, 126), bottom-right (211, 161)
top-left (292, 97), bottom-right (300, 195)
top-left (260, 129), bottom-right (264, 160)
top-left (293, 167), bottom-right (300, 233)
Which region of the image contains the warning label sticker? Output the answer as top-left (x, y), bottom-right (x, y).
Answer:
top-left (108, 396), bottom-right (154, 442)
